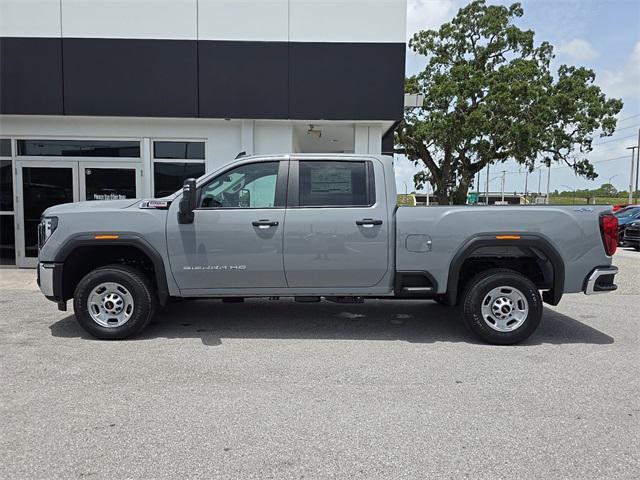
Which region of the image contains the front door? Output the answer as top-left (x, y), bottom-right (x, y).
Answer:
top-left (283, 158), bottom-right (390, 288)
top-left (15, 161), bottom-right (79, 267)
top-left (166, 159), bottom-right (289, 292)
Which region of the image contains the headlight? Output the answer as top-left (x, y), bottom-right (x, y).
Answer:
top-left (38, 216), bottom-right (58, 248)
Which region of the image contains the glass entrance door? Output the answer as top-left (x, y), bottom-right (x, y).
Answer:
top-left (79, 162), bottom-right (141, 202)
top-left (15, 161), bottom-right (79, 267)
top-left (15, 161), bottom-right (141, 266)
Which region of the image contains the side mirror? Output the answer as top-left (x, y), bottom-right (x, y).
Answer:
top-left (178, 178), bottom-right (197, 224)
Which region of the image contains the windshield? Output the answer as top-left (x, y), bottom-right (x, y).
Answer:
top-left (615, 206), bottom-right (640, 218)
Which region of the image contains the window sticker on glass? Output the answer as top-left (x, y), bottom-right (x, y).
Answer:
top-left (310, 168), bottom-right (353, 194)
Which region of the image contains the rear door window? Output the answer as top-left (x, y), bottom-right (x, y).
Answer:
top-left (298, 161), bottom-right (374, 207)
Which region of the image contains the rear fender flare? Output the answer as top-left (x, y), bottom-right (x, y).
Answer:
top-left (445, 234), bottom-right (565, 306)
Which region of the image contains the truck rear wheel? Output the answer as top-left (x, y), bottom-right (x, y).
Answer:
top-left (73, 265), bottom-right (156, 340)
top-left (461, 268), bottom-right (542, 345)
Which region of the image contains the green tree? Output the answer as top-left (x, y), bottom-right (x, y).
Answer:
top-left (396, 0), bottom-right (623, 205)
top-left (596, 183), bottom-right (617, 197)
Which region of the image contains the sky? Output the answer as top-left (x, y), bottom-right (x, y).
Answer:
top-left (396, 0), bottom-right (640, 196)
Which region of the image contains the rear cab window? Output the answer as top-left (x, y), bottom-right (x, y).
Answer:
top-left (294, 160), bottom-right (375, 207)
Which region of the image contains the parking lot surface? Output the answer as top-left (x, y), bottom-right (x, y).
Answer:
top-left (1, 249), bottom-right (638, 479)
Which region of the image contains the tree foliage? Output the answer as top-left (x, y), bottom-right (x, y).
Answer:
top-left (396, 0), bottom-right (623, 204)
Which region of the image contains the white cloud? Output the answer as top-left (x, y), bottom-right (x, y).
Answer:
top-left (599, 41), bottom-right (640, 100)
top-left (556, 38), bottom-right (599, 61)
top-left (405, 0), bottom-right (462, 75)
top-left (406, 0), bottom-right (460, 41)
top-left (394, 155), bottom-right (424, 194)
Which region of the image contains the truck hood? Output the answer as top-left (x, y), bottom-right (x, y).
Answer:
top-left (44, 199), bottom-right (141, 215)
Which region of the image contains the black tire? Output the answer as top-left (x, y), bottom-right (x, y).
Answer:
top-left (635, 245), bottom-right (640, 252)
top-left (460, 268), bottom-right (543, 345)
top-left (73, 265), bottom-right (156, 340)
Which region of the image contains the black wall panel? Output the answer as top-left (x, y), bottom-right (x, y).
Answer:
top-left (2, 37), bottom-right (405, 121)
top-left (63, 38), bottom-right (198, 117)
top-left (198, 41), bottom-right (289, 119)
top-left (0, 37), bottom-right (64, 115)
top-left (288, 42), bottom-right (405, 120)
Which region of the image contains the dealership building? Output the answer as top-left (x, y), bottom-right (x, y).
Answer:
top-left (0, 0), bottom-right (407, 267)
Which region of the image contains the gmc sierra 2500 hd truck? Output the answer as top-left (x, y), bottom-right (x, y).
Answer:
top-left (37, 154), bottom-right (619, 344)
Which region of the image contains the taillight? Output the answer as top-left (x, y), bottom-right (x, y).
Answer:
top-left (599, 213), bottom-right (618, 256)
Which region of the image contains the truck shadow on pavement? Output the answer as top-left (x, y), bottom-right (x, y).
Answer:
top-left (49, 299), bottom-right (614, 346)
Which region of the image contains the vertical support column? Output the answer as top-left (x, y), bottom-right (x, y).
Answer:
top-left (354, 125), bottom-right (369, 154)
top-left (141, 137), bottom-right (152, 197)
top-left (354, 125), bottom-right (383, 155)
top-left (241, 120), bottom-right (255, 156)
top-left (367, 125), bottom-right (382, 155)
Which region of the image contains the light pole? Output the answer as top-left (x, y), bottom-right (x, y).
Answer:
top-left (500, 170), bottom-right (506, 203)
top-left (538, 168), bottom-right (542, 196)
top-left (403, 181), bottom-right (408, 196)
top-left (608, 175), bottom-right (617, 205)
top-left (546, 163), bottom-right (551, 204)
top-left (627, 146), bottom-right (637, 204)
top-left (485, 164), bottom-right (490, 205)
top-left (636, 129), bottom-right (640, 202)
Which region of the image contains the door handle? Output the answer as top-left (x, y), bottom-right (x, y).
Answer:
top-left (252, 219), bottom-right (279, 229)
top-left (356, 218), bottom-right (383, 227)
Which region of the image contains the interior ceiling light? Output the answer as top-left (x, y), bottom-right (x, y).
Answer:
top-left (307, 124), bottom-right (322, 138)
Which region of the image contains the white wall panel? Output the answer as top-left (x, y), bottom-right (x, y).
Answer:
top-left (61, 0), bottom-right (197, 39)
top-left (0, 0), bottom-right (61, 37)
top-left (254, 121), bottom-right (293, 154)
top-left (198, 0), bottom-right (288, 41)
top-left (289, 0), bottom-right (406, 43)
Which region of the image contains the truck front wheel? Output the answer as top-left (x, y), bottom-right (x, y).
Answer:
top-left (73, 265), bottom-right (156, 340)
top-left (461, 268), bottom-right (543, 345)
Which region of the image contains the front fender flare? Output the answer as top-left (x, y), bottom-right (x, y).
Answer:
top-left (53, 233), bottom-right (170, 306)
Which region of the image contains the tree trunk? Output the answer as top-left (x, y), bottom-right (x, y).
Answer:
top-left (451, 175), bottom-right (472, 205)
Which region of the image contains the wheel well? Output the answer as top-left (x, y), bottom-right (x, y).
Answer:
top-left (450, 244), bottom-right (557, 306)
top-left (61, 245), bottom-right (158, 301)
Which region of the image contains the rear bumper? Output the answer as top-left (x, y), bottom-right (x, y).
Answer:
top-left (583, 266), bottom-right (618, 295)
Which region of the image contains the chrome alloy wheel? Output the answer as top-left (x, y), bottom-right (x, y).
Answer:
top-left (480, 286), bottom-right (529, 332)
top-left (87, 282), bottom-right (135, 328)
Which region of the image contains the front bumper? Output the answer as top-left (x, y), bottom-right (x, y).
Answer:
top-left (37, 262), bottom-right (65, 304)
top-left (623, 226), bottom-right (640, 246)
top-left (583, 266), bottom-right (618, 295)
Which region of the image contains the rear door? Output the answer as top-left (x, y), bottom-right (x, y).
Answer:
top-left (283, 158), bottom-right (389, 288)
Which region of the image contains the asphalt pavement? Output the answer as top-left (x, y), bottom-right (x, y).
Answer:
top-left (1, 249), bottom-right (638, 479)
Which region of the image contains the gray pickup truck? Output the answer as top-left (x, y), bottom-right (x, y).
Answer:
top-left (37, 154), bottom-right (619, 344)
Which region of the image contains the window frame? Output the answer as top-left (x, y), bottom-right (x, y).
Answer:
top-left (196, 160), bottom-right (289, 210)
top-left (152, 140), bottom-right (206, 160)
top-left (287, 159), bottom-right (376, 208)
top-left (16, 138), bottom-right (142, 159)
top-left (0, 139), bottom-right (14, 214)
top-left (151, 138), bottom-right (206, 198)
top-left (0, 138), bottom-right (11, 158)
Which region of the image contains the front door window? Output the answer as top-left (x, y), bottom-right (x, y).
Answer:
top-left (199, 162), bottom-right (279, 209)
